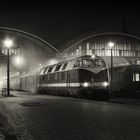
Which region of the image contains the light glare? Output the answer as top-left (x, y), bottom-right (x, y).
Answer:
top-left (108, 42), bottom-right (114, 48)
top-left (3, 39), bottom-right (13, 48)
top-left (103, 82), bottom-right (108, 87)
top-left (83, 82), bottom-right (88, 87)
top-left (13, 56), bottom-right (25, 68)
top-left (47, 59), bottom-right (58, 65)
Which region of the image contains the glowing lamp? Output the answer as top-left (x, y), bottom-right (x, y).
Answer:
top-left (103, 82), bottom-right (109, 87)
top-left (108, 42), bottom-right (114, 49)
top-left (3, 39), bottom-right (13, 48)
top-left (83, 82), bottom-right (88, 87)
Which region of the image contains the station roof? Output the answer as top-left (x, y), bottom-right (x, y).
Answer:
top-left (0, 27), bottom-right (60, 56)
top-left (63, 32), bottom-right (140, 53)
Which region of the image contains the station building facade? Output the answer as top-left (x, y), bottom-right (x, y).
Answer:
top-left (62, 33), bottom-right (140, 67)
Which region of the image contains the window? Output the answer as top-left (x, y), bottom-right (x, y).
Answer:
top-left (136, 73), bottom-right (139, 81)
top-left (94, 60), bottom-right (103, 67)
top-left (48, 66), bottom-right (53, 73)
top-left (44, 67), bottom-right (48, 74)
top-left (133, 72), bottom-right (140, 82)
top-left (55, 64), bottom-right (61, 71)
top-left (78, 60), bottom-right (83, 67)
top-left (83, 59), bottom-right (93, 67)
top-left (74, 58), bottom-right (95, 68)
top-left (74, 59), bottom-right (83, 67)
top-left (40, 68), bottom-right (45, 75)
top-left (62, 63), bottom-right (68, 70)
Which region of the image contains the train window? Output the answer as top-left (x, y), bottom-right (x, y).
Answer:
top-left (74, 59), bottom-right (94, 68)
top-left (133, 73), bottom-right (140, 82)
top-left (55, 64), bottom-right (62, 71)
top-left (44, 67), bottom-right (48, 74)
top-left (79, 60), bottom-right (83, 67)
top-left (83, 59), bottom-right (93, 67)
top-left (74, 59), bottom-right (83, 67)
top-left (48, 66), bottom-right (53, 73)
top-left (40, 68), bottom-right (45, 75)
top-left (136, 74), bottom-right (139, 81)
top-left (62, 63), bottom-right (68, 70)
top-left (94, 60), bottom-right (103, 67)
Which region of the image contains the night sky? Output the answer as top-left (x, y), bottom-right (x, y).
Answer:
top-left (0, 1), bottom-right (140, 49)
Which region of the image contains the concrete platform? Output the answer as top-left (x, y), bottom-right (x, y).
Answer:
top-left (1, 91), bottom-right (140, 140)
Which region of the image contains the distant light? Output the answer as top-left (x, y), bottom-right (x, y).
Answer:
top-left (3, 39), bottom-right (13, 48)
top-left (13, 56), bottom-right (25, 68)
top-left (91, 55), bottom-right (95, 58)
top-left (108, 42), bottom-right (114, 49)
top-left (83, 82), bottom-right (88, 87)
top-left (103, 82), bottom-right (109, 87)
top-left (50, 60), bottom-right (57, 64)
top-left (47, 59), bottom-right (58, 65)
top-left (17, 72), bottom-right (20, 75)
top-left (16, 57), bottom-right (20, 65)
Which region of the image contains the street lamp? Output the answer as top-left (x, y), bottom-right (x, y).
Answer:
top-left (108, 42), bottom-right (114, 91)
top-left (3, 39), bottom-right (13, 96)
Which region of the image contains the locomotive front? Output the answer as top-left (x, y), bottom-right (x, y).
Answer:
top-left (74, 55), bottom-right (110, 99)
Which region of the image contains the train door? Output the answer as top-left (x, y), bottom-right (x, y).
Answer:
top-left (132, 71), bottom-right (140, 91)
top-left (125, 66), bottom-right (140, 97)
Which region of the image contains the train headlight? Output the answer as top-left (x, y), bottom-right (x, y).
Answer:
top-left (83, 82), bottom-right (89, 87)
top-left (103, 82), bottom-right (108, 87)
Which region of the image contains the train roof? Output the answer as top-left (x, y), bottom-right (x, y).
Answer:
top-left (42, 55), bottom-right (104, 68)
top-left (39, 55), bottom-right (107, 75)
top-left (113, 64), bottom-right (140, 72)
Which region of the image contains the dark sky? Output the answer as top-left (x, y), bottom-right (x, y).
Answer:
top-left (0, 1), bottom-right (140, 48)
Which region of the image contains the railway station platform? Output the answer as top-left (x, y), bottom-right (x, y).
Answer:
top-left (0, 91), bottom-right (140, 139)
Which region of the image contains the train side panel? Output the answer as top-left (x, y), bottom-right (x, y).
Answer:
top-left (38, 68), bottom-right (109, 99)
top-left (112, 65), bottom-right (140, 97)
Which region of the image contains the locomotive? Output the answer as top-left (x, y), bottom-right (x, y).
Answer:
top-left (37, 55), bottom-right (110, 99)
top-left (1, 55), bottom-right (110, 99)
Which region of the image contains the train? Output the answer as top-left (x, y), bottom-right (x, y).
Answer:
top-left (1, 55), bottom-right (110, 100)
top-left (37, 55), bottom-right (110, 99)
top-left (1, 55), bottom-right (140, 99)
top-left (112, 64), bottom-right (140, 97)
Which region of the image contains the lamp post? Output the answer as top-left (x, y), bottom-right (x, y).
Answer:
top-left (3, 39), bottom-right (13, 96)
top-left (108, 42), bottom-right (114, 91)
